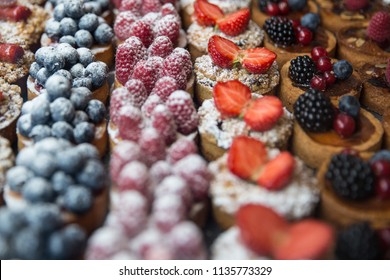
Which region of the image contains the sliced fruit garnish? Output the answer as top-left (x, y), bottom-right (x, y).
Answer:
top-left (0, 43), bottom-right (24, 63)
top-left (208, 35), bottom-right (240, 68)
top-left (217, 8), bottom-right (250, 37)
top-left (227, 136), bottom-right (268, 180)
top-left (194, 0), bottom-right (224, 26)
top-left (240, 48), bottom-right (277, 74)
top-left (257, 152), bottom-right (295, 190)
top-left (243, 96), bottom-right (283, 132)
top-left (0, 5), bottom-right (31, 21)
top-left (0, 92), bottom-right (4, 102)
top-left (236, 204), bottom-right (288, 255)
top-left (213, 80), bottom-right (251, 117)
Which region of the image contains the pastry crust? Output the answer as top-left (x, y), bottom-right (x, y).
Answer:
top-left (383, 108), bottom-right (390, 150)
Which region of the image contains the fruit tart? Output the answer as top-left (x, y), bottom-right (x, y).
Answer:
top-left (17, 75), bottom-right (108, 157)
top-left (187, 0), bottom-right (264, 60)
top-left (194, 35), bottom-right (279, 103)
top-left (263, 15), bottom-right (336, 66)
top-left (318, 149), bottom-right (390, 230)
top-left (0, 79), bottom-right (23, 143)
top-left (41, 0), bottom-right (114, 67)
top-left (198, 80), bottom-right (293, 161)
top-left (0, 136), bottom-right (14, 205)
top-left (27, 43), bottom-right (109, 104)
top-left (292, 90), bottom-right (383, 169)
top-left (0, 204), bottom-right (89, 259)
top-left (209, 136), bottom-right (320, 229)
top-left (280, 48), bottom-right (362, 111)
top-left (211, 204), bottom-right (334, 260)
top-left (4, 137), bottom-right (109, 234)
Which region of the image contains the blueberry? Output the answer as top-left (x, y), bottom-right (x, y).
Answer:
top-left (0, 208), bottom-right (26, 237)
top-left (73, 122), bottom-right (95, 144)
top-left (22, 177), bottom-right (55, 203)
top-left (54, 69), bottom-right (72, 81)
top-left (36, 67), bottom-right (50, 86)
top-left (52, 121), bottom-right (74, 142)
top-left (0, 236), bottom-right (11, 259)
top-left (31, 98), bottom-right (51, 125)
top-left (50, 97), bottom-right (75, 123)
top-left (56, 147), bottom-right (84, 174)
top-left (301, 13), bottom-right (320, 31)
top-left (25, 203), bottom-right (62, 233)
top-left (76, 159), bottom-right (105, 190)
top-left (57, 43), bottom-right (79, 68)
top-left (35, 46), bottom-right (55, 66)
top-left (29, 62), bottom-right (41, 79)
top-left (75, 29), bottom-right (94, 48)
top-left (288, 0), bottom-right (307, 11)
top-left (59, 35), bottom-right (77, 47)
top-left (35, 90), bottom-right (50, 102)
top-left (72, 110), bottom-right (90, 126)
top-left (63, 186), bottom-right (93, 214)
top-left (54, 3), bottom-right (66, 21)
top-left (59, 17), bottom-right (78, 36)
top-left (51, 171), bottom-right (75, 194)
top-left (70, 87), bottom-right (92, 110)
top-left (64, 0), bottom-right (84, 19)
top-left (45, 74), bottom-right (71, 101)
top-left (17, 114), bottom-right (33, 137)
top-left (370, 150), bottom-right (390, 163)
top-left (96, 0), bottom-right (109, 9)
top-left (83, 1), bottom-right (102, 15)
top-left (47, 224), bottom-right (87, 259)
top-left (34, 137), bottom-right (72, 154)
top-left (78, 13), bottom-right (99, 32)
top-left (16, 147), bottom-right (37, 167)
top-left (6, 166), bottom-right (34, 192)
top-left (339, 95), bottom-right (360, 119)
top-left (13, 228), bottom-right (45, 259)
top-left (94, 23), bottom-right (113, 44)
top-left (45, 18), bottom-right (61, 38)
top-left (86, 100), bottom-right (106, 123)
top-left (75, 143), bottom-right (99, 160)
top-left (21, 101), bottom-right (33, 115)
top-left (85, 61), bottom-right (108, 88)
top-left (30, 125), bottom-right (52, 142)
top-left (43, 51), bottom-right (65, 74)
top-left (72, 77), bottom-right (93, 89)
top-left (70, 63), bottom-right (85, 78)
top-left (333, 60), bottom-right (353, 80)
top-left (77, 47), bottom-right (94, 67)
top-left (30, 153), bottom-right (57, 178)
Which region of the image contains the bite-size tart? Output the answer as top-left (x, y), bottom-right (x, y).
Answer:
top-left (187, 0), bottom-right (264, 61)
top-left (280, 49), bottom-right (362, 112)
top-left (4, 137), bottom-right (109, 235)
top-left (292, 90), bottom-right (383, 169)
top-left (263, 15), bottom-right (336, 67)
top-left (198, 80), bottom-right (293, 161)
top-left (194, 35), bottom-right (279, 104)
top-left (209, 136), bottom-right (320, 229)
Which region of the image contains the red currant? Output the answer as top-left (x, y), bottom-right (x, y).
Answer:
top-left (311, 46), bottom-right (329, 62)
top-left (266, 3), bottom-right (280, 16)
top-left (297, 27), bottom-right (313, 46)
top-left (333, 113), bottom-right (356, 138)
top-left (310, 75), bottom-right (327, 91)
top-left (341, 148), bottom-right (360, 157)
top-left (371, 160), bottom-right (390, 177)
top-left (278, 2), bottom-right (289, 15)
top-left (316, 56), bottom-right (333, 72)
top-left (289, 19), bottom-right (300, 29)
top-left (375, 177), bottom-right (390, 199)
top-left (324, 71), bottom-right (336, 86)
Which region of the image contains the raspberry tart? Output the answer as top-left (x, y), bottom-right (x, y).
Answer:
top-left (292, 90), bottom-right (383, 169)
top-left (198, 80), bottom-right (293, 161)
top-left (194, 35), bottom-right (279, 103)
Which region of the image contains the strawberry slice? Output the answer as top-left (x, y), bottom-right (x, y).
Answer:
top-left (0, 43), bottom-right (24, 63)
top-left (240, 48), bottom-right (277, 74)
top-left (208, 35), bottom-right (239, 68)
top-left (227, 136), bottom-right (268, 180)
top-left (244, 96), bottom-right (283, 132)
top-left (236, 204), bottom-right (288, 255)
top-left (0, 5), bottom-right (31, 21)
top-left (194, 0), bottom-right (224, 26)
top-left (273, 220), bottom-right (334, 260)
top-left (0, 92), bottom-right (4, 102)
top-left (257, 152), bottom-right (295, 190)
top-left (213, 80), bottom-right (251, 117)
top-left (217, 8), bottom-right (251, 37)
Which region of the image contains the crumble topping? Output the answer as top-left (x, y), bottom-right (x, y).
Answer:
top-left (0, 49), bottom-right (34, 84)
top-left (0, 79), bottom-right (22, 130)
top-left (0, 137), bottom-right (14, 189)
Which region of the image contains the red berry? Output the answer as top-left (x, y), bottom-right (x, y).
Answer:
top-left (131, 59), bottom-right (160, 93)
top-left (141, 94), bottom-right (162, 118)
top-left (162, 52), bottom-right (189, 90)
top-left (172, 48), bottom-right (193, 79)
top-left (117, 105), bottom-right (143, 142)
top-left (310, 75), bottom-right (327, 91)
top-left (142, 0), bottom-right (161, 14)
top-left (167, 138), bottom-right (198, 164)
top-left (110, 88), bottom-right (131, 124)
top-left (311, 46), bottom-right (329, 62)
top-left (316, 56), bottom-right (333, 73)
top-left (148, 36), bottom-right (174, 58)
top-left (110, 141), bottom-right (141, 182)
top-left (324, 71), bottom-right (336, 86)
top-left (161, 3), bottom-right (179, 17)
top-left (117, 161), bottom-right (149, 194)
top-left (371, 160), bottom-right (390, 177)
top-left (119, 0), bottom-right (142, 13)
top-left (333, 113), bottom-right (356, 138)
top-left (367, 11), bottom-right (390, 43)
top-left (125, 79), bottom-right (149, 107)
top-left (278, 2), bottom-right (289, 15)
top-left (266, 3), bottom-right (279, 16)
top-left (151, 104), bottom-right (177, 145)
top-left (151, 76), bottom-right (178, 102)
top-left (139, 127), bottom-right (166, 166)
top-left (129, 20), bottom-right (154, 47)
top-left (290, 19), bottom-right (300, 30)
top-left (154, 15), bottom-right (180, 45)
top-left (297, 27), bottom-right (313, 46)
top-left (150, 161), bottom-right (172, 184)
top-left (375, 177), bottom-right (390, 199)
top-left (114, 11), bottom-right (138, 41)
top-left (344, 0), bottom-right (369, 12)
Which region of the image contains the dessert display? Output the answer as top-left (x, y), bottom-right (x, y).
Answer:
top-left (187, 0), bottom-right (263, 60)
top-left (198, 80), bottom-right (293, 161)
top-left (280, 48), bottom-right (362, 111)
top-left (263, 15), bottom-right (336, 66)
top-left (292, 91), bottom-right (383, 169)
top-left (209, 136), bottom-right (320, 229)
top-left (194, 35), bottom-right (279, 103)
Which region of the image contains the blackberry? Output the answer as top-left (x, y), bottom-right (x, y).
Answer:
top-left (264, 16), bottom-right (296, 46)
top-left (335, 223), bottom-right (381, 260)
top-left (293, 89), bottom-right (334, 132)
top-left (325, 154), bottom-right (374, 200)
top-left (289, 55), bottom-right (316, 85)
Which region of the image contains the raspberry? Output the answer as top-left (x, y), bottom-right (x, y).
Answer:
top-left (172, 48), bottom-right (193, 79)
top-left (129, 20), bottom-right (154, 47)
top-left (150, 76), bottom-right (178, 102)
top-left (142, 0), bottom-right (161, 15)
top-left (147, 56), bottom-right (164, 78)
top-left (162, 53), bottom-right (188, 89)
top-left (367, 12), bottom-right (390, 43)
top-left (154, 15), bottom-right (180, 45)
top-left (139, 127), bottom-right (166, 166)
top-left (166, 91), bottom-right (198, 135)
top-left (116, 37), bottom-right (147, 85)
top-left (151, 104), bottom-right (177, 145)
top-left (110, 141), bottom-right (141, 181)
top-left (149, 160), bottom-right (172, 186)
top-left (161, 3), bottom-right (179, 17)
top-left (167, 138), bottom-right (197, 164)
top-left (141, 12), bottom-right (161, 26)
top-left (117, 105), bottom-right (143, 142)
top-left (155, 175), bottom-right (192, 209)
top-left (119, 0), bottom-right (142, 14)
top-left (344, 0), bottom-right (369, 11)
top-left (86, 228), bottom-right (128, 259)
top-left (131, 59), bottom-right (160, 93)
top-left (152, 194), bottom-right (186, 232)
top-left (125, 79), bottom-right (149, 108)
top-left (110, 87), bottom-right (132, 124)
top-left (117, 161), bottom-right (149, 195)
top-left (141, 94), bottom-right (162, 118)
top-left (114, 11), bottom-right (138, 41)
top-left (148, 36), bottom-right (174, 58)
